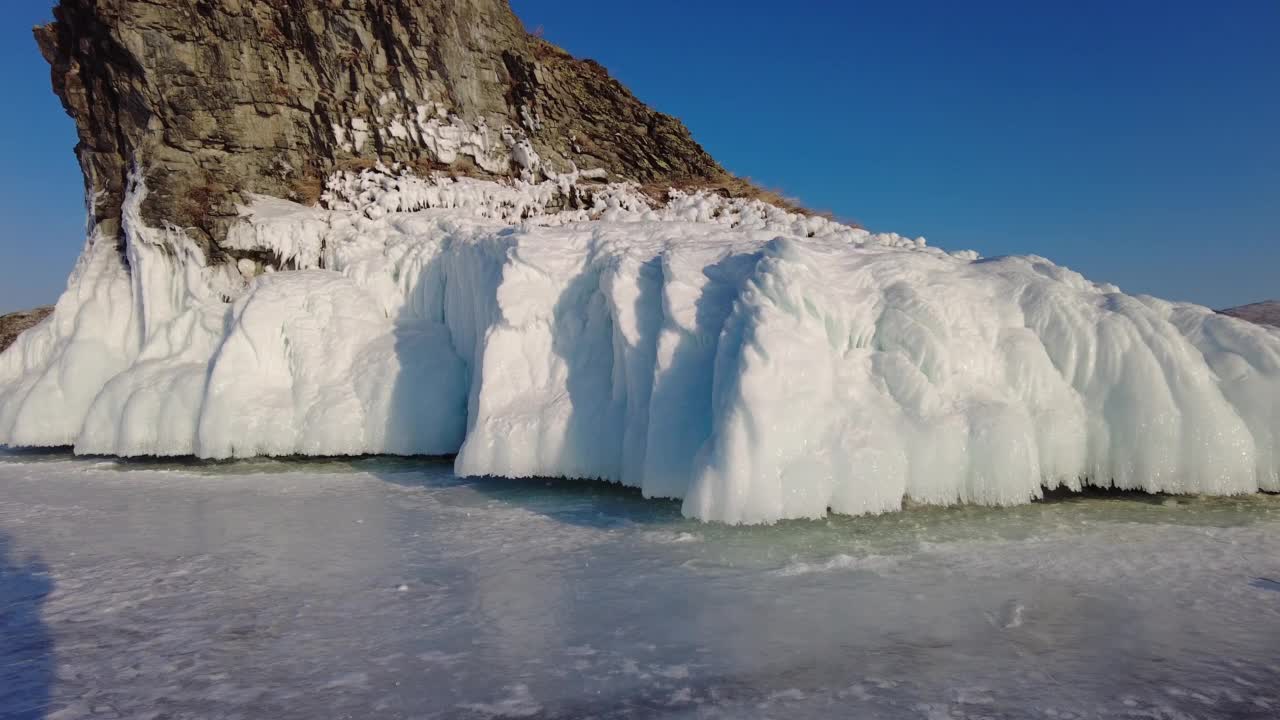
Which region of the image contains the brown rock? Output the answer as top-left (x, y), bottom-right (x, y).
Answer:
top-left (34, 0), bottom-right (729, 261)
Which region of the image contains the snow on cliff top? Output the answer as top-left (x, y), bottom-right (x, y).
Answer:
top-left (1, 170), bottom-right (1277, 523)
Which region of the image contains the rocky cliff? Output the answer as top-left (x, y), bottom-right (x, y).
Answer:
top-left (34, 0), bottom-right (728, 261)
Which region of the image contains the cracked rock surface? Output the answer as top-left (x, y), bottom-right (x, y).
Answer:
top-left (35, 0), bottom-right (726, 256)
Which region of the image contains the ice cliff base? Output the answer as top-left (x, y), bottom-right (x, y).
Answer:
top-left (2, 170), bottom-right (1277, 523)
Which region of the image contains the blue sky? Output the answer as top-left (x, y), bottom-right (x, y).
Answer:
top-left (2, 0), bottom-right (1276, 314)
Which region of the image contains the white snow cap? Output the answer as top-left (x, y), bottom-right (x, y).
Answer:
top-left (2, 170), bottom-right (1277, 523)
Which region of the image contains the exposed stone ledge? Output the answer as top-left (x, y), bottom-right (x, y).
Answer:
top-left (34, 0), bottom-right (727, 261)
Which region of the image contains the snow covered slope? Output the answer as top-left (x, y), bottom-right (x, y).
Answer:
top-left (2, 168), bottom-right (1278, 522)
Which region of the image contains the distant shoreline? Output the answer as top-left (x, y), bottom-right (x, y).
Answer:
top-left (0, 306), bottom-right (53, 353)
top-left (1219, 300), bottom-right (1280, 328)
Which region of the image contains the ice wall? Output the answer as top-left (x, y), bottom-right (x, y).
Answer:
top-left (2, 171), bottom-right (1277, 522)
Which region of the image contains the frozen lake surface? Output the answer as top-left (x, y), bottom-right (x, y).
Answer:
top-left (1, 451), bottom-right (1279, 719)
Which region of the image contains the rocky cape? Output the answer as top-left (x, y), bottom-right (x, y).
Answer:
top-left (5, 0), bottom-right (1279, 523)
top-left (35, 0), bottom-right (732, 262)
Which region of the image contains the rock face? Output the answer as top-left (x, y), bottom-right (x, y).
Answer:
top-left (0, 307), bottom-right (54, 353)
top-left (1220, 301), bottom-right (1280, 328)
top-left (34, 0), bottom-right (727, 259)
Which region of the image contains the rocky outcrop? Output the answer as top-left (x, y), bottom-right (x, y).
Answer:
top-left (34, 0), bottom-right (728, 260)
top-left (0, 307), bottom-right (53, 353)
top-left (1220, 301), bottom-right (1280, 328)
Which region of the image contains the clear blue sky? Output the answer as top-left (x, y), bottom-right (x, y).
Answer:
top-left (1, 0), bottom-right (1276, 314)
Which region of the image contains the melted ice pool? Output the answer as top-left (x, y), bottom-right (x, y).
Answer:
top-left (1, 451), bottom-right (1278, 719)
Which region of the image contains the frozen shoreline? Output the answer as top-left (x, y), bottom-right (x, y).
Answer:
top-left (2, 452), bottom-right (1279, 718)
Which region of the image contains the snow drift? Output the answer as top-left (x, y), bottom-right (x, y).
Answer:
top-left (2, 168), bottom-right (1278, 522)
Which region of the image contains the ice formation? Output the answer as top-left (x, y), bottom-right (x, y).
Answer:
top-left (330, 95), bottom-right (549, 179)
top-left (2, 167), bottom-right (1278, 522)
